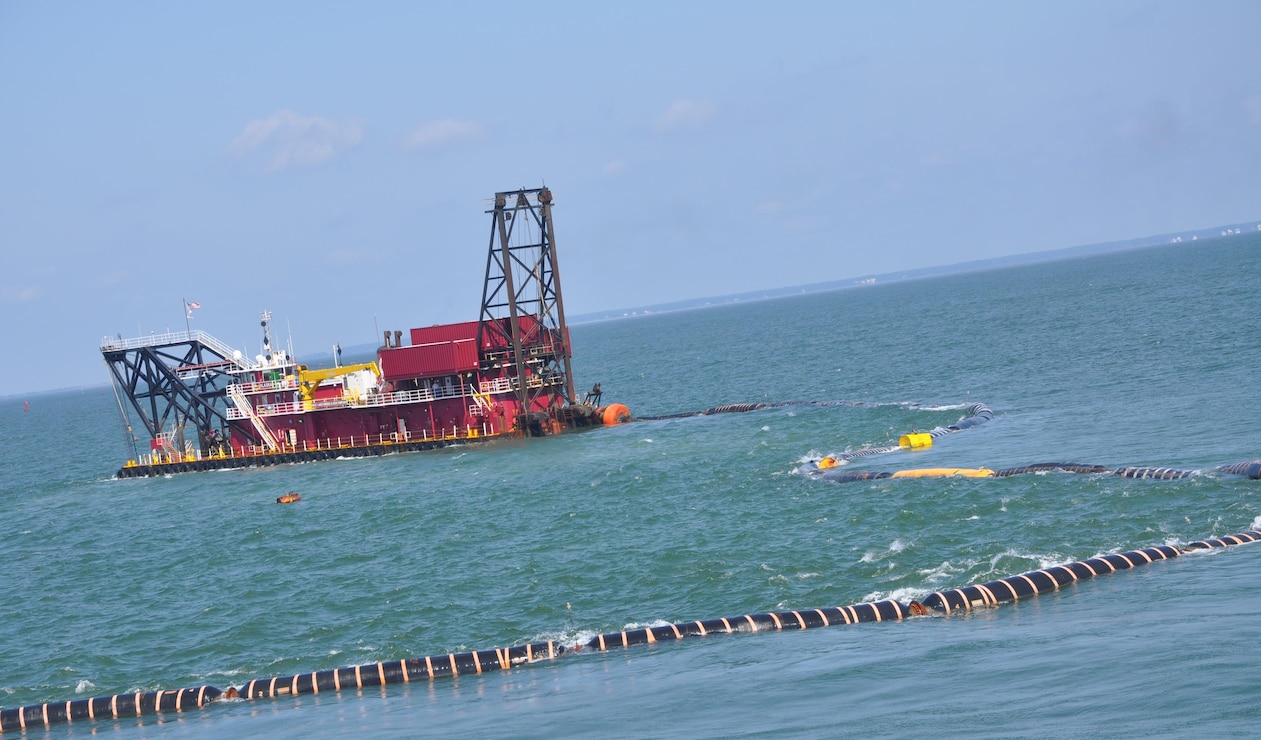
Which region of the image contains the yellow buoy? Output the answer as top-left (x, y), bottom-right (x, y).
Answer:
top-left (899, 433), bottom-right (933, 449)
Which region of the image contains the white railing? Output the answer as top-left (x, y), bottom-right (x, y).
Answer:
top-left (235, 377), bottom-right (298, 395)
top-left (222, 381), bottom-right (514, 419)
top-left (479, 377), bottom-right (513, 394)
top-left (101, 329), bottom-right (259, 371)
top-left (153, 428), bottom-right (193, 455)
top-left (479, 373), bottom-right (564, 392)
top-left (195, 330), bottom-right (258, 370)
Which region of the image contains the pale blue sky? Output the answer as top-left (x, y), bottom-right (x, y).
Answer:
top-left (2, 1), bottom-right (1259, 395)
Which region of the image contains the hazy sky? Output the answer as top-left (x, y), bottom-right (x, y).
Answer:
top-left (3, 1), bottom-right (1259, 395)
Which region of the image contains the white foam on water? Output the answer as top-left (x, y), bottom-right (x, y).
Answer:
top-left (917, 560), bottom-right (965, 584)
top-left (862, 586), bottom-right (931, 604)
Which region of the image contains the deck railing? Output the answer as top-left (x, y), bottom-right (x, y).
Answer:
top-left (224, 382), bottom-right (496, 419)
top-left (101, 329), bottom-right (259, 370)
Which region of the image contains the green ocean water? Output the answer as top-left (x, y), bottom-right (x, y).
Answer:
top-left (2, 235), bottom-right (1260, 737)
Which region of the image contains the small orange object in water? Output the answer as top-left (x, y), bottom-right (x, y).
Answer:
top-left (276, 492), bottom-right (301, 504)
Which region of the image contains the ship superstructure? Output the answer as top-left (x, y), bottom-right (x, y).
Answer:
top-left (101, 187), bottom-right (628, 477)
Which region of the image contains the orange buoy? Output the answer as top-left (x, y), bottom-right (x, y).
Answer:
top-left (277, 492), bottom-right (301, 504)
top-left (601, 403), bottom-right (631, 426)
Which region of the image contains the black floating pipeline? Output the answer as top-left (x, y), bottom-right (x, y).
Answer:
top-left (938, 403), bottom-right (995, 433)
top-left (789, 403), bottom-right (993, 471)
top-left (990, 462), bottom-right (1113, 477)
top-left (635, 401), bottom-right (790, 421)
top-left (634, 399), bottom-right (981, 424)
top-left (1215, 459), bottom-right (1261, 479)
top-left (7, 527), bottom-right (1260, 732)
top-left (813, 458), bottom-right (1261, 483)
top-left (0, 642), bottom-right (564, 732)
top-left (644, 402), bottom-right (995, 470)
top-left (920, 545), bottom-right (1184, 613)
top-left (0, 686), bottom-right (222, 732)
top-left (234, 640), bottom-right (564, 700)
top-left (578, 599), bottom-right (913, 654)
top-left (920, 529), bottom-right (1261, 614)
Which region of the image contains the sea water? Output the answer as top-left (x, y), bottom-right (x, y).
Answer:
top-left (1, 235), bottom-right (1259, 737)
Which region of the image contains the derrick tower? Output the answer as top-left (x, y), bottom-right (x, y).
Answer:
top-left (477, 187), bottom-right (577, 426)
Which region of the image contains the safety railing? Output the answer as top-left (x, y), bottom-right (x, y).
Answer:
top-left (100, 329), bottom-right (259, 371)
top-left (235, 377), bottom-right (298, 395)
top-left (479, 377), bottom-right (513, 394)
top-left (223, 382), bottom-right (502, 419)
top-left (129, 421), bottom-right (502, 467)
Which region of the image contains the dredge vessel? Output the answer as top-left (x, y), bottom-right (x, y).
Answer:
top-left (102, 187), bottom-right (629, 478)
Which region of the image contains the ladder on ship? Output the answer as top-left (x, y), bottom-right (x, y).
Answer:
top-left (469, 387), bottom-right (494, 417)
top-left (227, 384), bottom-right (281, 452)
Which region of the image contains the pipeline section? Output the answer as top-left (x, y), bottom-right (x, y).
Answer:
top-left (817, 403), bottom-right (992, 463)
top-left (7, 525), bottom-right (1259, 732)
top-left (639, 401), bottom-right (994, 466)
top-left (635, 399), bottom-right (982, 424)
top-left (0, 686), bottom-right (222, 732)
top-left (809, 458), bottom-right (1261, 483)
top-left (635, 400), bottom-right (841, 421)
top-left (919, 530), bottom-right (1261, 613)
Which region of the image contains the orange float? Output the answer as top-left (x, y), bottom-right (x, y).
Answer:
top-left (601, 403), bottom-right (631, 425)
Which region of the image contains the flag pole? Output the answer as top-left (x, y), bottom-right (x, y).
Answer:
top-left (183, 297), bottom-right (191, 336)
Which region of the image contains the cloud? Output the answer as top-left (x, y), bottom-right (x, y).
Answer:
top-left (401, 118), bottom-right (484, 149)
top-left (1, 285), bottom-right (39, 303)
top-left (653, 98), bottom-right (716, 132)
top-left (227, 110), bottom-right (363, 172)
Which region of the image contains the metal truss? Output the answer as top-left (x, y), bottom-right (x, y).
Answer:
top-left (477, 186), bottom-right (577, 413)
top-left (101, 335), bottom-right (255, 458)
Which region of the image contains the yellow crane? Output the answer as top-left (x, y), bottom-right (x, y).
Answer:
top-left (296, 362), bottom-right (380, 402)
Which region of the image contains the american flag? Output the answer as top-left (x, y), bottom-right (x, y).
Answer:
top-left (186, 301), bottom-right (201, 310)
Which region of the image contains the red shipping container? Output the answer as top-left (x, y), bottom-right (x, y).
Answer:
top-left (410, 320), bottom-right (479, 347)
top-left (379, 340), bottom-right (478, 380)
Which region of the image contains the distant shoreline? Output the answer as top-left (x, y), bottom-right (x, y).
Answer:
top-left (567, 221), bottom-right (1261, 324)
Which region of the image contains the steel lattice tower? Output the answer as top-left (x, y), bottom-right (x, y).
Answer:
top-left (476, 187), bottom-right (577, 422)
